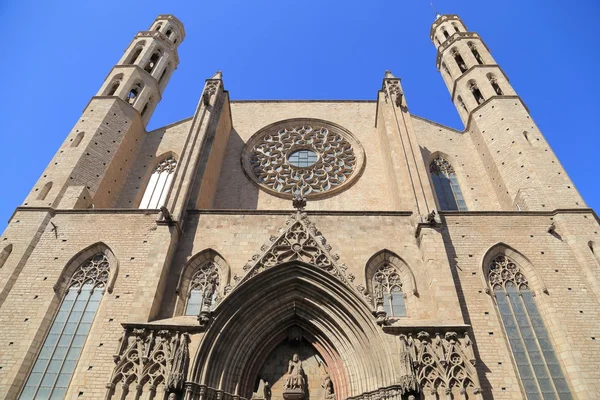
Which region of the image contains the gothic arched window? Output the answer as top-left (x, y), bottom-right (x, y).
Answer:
top-left (430, 157), bottom-right (467, 211)
top-left (452, 49), bottom-right (467, 73)
top-left (19, 254), bottom-right (109, 399)
top-left (488, 255), bottom-right (573, 399)
top-left (185, 262), bottom-right (220, 316)
top-left (488, 74), bottom-right (504, 96)
top-left (139, 157), bottom-right (177, 209)
top-left (373, 263), bottom-right (406, 317)
top-left (469, 81), bottom-right (485, 105)
top-left (469, 42), bottom-right (485, 65)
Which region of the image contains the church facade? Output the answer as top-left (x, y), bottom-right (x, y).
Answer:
top-left (1, 13), bottom-right (599, 400)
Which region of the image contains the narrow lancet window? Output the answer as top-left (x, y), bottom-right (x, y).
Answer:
top-left (373, 263), bottom-right (406, 317)
top-left (106, 81), bottom-right (120, 96)
top-left (469, 82), bottom-right (485, 104)
top-left (141, 97), bottom-right (153, 117)
top-left (469, 42), bottom-right (485, 65)
top-left (139, 157), bottom-right (177, 209)
top-left (443, 29), bottom-right (450, 39)
top-left (126, 46), bottom-right (143, 65)
top-left (0, 244), bottom-right (12, 269)
top-left (488, 74), bottom-right (504, 95)
top-left (441, 62), bottom-right (451, 77)
top-left (127, 83), bottom-right (142, 105)
top-left (457, 96), bottom-right (468, 113)
top-left (37, 182), bottom-right (52, 201)
top-left (488, 255), bottom-right (573, 399)
top-left (159, 64), bottom-right (170, 84)
top-left (185, 262), bottom-right (220, 316)
top-left (144, 51), bottom-right (161, 74)
top-left (452, 49), bottom-right (468, 73)
top-left (430, 157), bottom-right (467, 211)
top-left (19, 254), bottom-right (109, 399)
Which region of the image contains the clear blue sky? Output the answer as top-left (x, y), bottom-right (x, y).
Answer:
top-left (1, 0), bottom-right (598, 228)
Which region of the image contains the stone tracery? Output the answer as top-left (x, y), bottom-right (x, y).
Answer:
top-left (242, 120), bottom-right (364, 198)
top-left (488, 255), bottom-right (529, 290)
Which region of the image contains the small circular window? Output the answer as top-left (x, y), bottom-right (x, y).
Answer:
top-left (288, 149), bottom-right (318, 168)
top-left (242, 119), bottom-right (366, 199)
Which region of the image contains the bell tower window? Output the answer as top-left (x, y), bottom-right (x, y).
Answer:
top-left (488, 74), bottom-right (504, 95)
top-left (469, 42), bottom-right (485, 65)
top-left (469, 82), bottom-right (485, 104)
top-left (452, 49), bottom-right (468, 73)
top-left (127, 83), bottom-right (142, 105)
top-left (144, 51), bottom-right (161, 74)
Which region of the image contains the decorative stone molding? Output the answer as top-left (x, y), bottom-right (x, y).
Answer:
top-left (241, 118), bottom-right (365, 199)
top-left (402, 331), bottom-right (482, 398)
top-left (228, 210), bottom-right (366, 301)
top-left (106, 327), bottom-right (190, 399)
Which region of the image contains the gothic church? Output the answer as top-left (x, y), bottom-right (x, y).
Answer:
top-left (0, 13), bottom-right (599, 400)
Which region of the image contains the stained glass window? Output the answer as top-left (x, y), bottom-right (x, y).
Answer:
top-left (20, 254), bottom-right (109, 400)
top-left (430, 157), bottom-right (467, 211)
top-left (288, 149), bottom-right (318, 168)
top-left (489, 255), bottom-right (572, 399)
top-left (373, 263), bottom-right (406, 317)
top-left (185, 262), bottom-right (220, 316)
top-left (139, 157), bottom-right (177, 209)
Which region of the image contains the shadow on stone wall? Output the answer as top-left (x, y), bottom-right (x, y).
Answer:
top-left (439, 217), bottom-right (493, 398)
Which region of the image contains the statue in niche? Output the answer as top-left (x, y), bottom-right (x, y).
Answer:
top-left (319, 360), bottom-right (335, 400)
top-left (283, 354), bottom-right (306, 399)
top-left (321, 372), bottom-right (334, 400)
top-left (252, 379), bottom-right (271, 400)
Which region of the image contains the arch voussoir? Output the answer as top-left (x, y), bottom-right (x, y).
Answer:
top-left (190, 262), bottom-right (399, 400)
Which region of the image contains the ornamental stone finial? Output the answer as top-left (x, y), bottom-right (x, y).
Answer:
top-left (292, 192), bottom-right (307, 211)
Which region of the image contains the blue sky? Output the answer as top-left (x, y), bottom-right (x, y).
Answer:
top-left (0, 0), bottom-right (598, 228)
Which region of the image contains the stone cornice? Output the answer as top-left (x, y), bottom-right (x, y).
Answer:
top-left (435, 32), bottom-right (493, 69)
top-left (156, 14), bottom-right (186, 38)
top-left (462, 95), bottom-right (530, 130)
top-left (10, 206), bottom-right (597, 221)
top-left (450, 64), bottom-right (509, 102)
top-left (430, 14), bottom-right (463, 39)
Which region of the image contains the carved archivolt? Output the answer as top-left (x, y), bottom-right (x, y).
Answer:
top-left (242, 119), bottom-right (365, 199)
top-left (106, 328), bottom-right (190, 399)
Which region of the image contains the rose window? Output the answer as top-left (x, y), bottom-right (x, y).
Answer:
top-left (242, 119), bottom-right (365, 198)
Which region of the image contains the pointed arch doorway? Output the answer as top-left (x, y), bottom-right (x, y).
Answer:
top-left (187, 261), bottom-right (416, 400)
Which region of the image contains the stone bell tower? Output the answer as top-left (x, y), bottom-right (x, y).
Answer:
top-left (22, 15), bottom-right (185, 210)
top-left (431, 14), bottom-right (584, 211)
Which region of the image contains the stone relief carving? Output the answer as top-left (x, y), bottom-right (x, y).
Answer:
top-left (401, 331), bottom-right (482, 396)
top-left (229, 209), bottom-right (366, 302)
top-left (106, 328), bottom-right (190, 399)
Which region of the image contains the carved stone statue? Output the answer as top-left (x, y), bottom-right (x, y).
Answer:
top-left (322, 373), bottom-right (334, 400)
top-left (283, 354), bottom-right (306, 400)
top-left (284, 354), bottom-right (305, 390)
